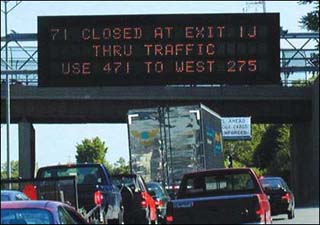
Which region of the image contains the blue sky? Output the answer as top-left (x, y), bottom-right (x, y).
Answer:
top-left (0, 1), bottom-right (316, 168)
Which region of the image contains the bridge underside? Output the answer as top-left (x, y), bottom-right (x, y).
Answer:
top-left (0, 98), bottom-right (312, 124)
top-left (0, 84), bottom-right (313, 124)
top-left (0, 83), bottom-right (318, 206)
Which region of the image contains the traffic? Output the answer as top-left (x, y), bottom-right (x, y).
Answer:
top-left (1, 163), bottom-right (298, 224)
top-left (1, 2), bottom-right (319, 224)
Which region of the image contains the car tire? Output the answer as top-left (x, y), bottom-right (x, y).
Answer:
top-left (288, 209), bottom-right (295, 219)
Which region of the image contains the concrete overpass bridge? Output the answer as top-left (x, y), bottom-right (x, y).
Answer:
top-left (1, 78), bottom-right (319, 205)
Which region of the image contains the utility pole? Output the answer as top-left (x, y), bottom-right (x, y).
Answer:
top-left (1, 0), bottom-right (22, 179)
top-left (244, 1), bottom-right (266, 13)
top-left (4, 0), bottom-right (11, 180)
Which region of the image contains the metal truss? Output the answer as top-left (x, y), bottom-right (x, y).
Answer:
top-left (280, 29), bottom-right (319, 85)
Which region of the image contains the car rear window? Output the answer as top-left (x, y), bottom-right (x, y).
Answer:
top-left (182, 172), bottom-right (258, 196)
top-left (38, 166), bottom-right (104, 185)
top-left (260, 178), bottom-right (283, 189)
top-left (1, 208), bottom-right (54, 224)
top-left (111, 176), bottom-right (135, 187)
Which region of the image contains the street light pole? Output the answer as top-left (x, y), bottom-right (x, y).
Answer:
top-left (4, 0), bottom-right (11, 180)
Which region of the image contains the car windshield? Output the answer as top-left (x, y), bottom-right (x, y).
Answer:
top-left (1, 208), bottom-right (54, 224)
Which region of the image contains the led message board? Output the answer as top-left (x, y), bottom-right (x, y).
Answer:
top-left (38, 13), bottom-right (280, 87)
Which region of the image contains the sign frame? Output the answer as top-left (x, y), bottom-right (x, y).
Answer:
top-left (38, 13), bottom-right (280, 87)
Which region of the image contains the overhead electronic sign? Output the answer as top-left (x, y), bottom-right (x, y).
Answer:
top-left (38, 13), bottom-right (280, 87)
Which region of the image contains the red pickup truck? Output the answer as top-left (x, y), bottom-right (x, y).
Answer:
top-left (166, 168), bottom-right (272, 224)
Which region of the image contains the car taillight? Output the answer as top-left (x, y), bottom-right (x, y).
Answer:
top-left (256, 194), bottom-right (269, 223)
top-left (282, 193), bottom-right (291, 202)
top-left (94, 191), bottom-right (103, 205)
top-left (141, 200), bottom-right (148, 208)
top-left (166, 215), bottom-right (173, 223)
top-left (166, 201), bottom-right (174, 223)
top-left (140, 192), bottom-right (148, 208)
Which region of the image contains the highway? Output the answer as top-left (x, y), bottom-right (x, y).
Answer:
top-left (272, 206), bottom-right (319, 224)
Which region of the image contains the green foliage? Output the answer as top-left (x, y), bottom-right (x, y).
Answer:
top-left (223, 123), bottom-right (291, 181)
top-left (75, 136), bottom-right (130, 175)
top-left (253, 125), bottom-right (281, 169)
top-left (299, 1), bottom-right (319, 32)
top-left (291, 76), bottom-right (318, 86)
top-left (1, 160), bottom-right (19, 179)
top-left (110, 157), bottom-right (130, 175)
top-left (253, 124), bottom-right (291, 182)
top-left (75, 137), bottom-right (108, 164)
top-left (250, 167), bottom-right (267, 178)
top-left (223, 159), bottom-right (245, 168)
top-left (299, 1), bottom-right (319, 70)
top-left (223, 124), bottom-right (268, 167)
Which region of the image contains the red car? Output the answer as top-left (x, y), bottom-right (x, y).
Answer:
top-left (111, 174), bottom-right (157, 224)
top-left (1, 200), bottom-right (88, 224)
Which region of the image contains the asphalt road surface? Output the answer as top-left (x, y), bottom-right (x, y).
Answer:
top-left (272, 206), bottom-right (319, 224)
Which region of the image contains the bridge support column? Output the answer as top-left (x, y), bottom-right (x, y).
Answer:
top-left (18, 122), bottom-right (35, 179)
top-left (290, 77), bottom-right (319, 206)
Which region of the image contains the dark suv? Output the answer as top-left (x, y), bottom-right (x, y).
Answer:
top-left (111, 174), bottom-right (157, 224)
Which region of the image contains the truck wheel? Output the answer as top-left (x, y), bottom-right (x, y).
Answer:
top-left (120, 186), bottom-right (134, 207)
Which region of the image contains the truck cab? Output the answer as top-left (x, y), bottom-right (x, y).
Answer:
top-left (36, 163), bottom-right (123, 224)
top-left (166, 168), bottom-right (272, 224)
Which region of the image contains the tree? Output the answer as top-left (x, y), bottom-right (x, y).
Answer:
top-left (299, 1), bottom-right (319, 32)
top-left (1, 160), bottom-right (19, 179)
top-left (111, 157), bottom-right (130, 175)
top-left (253, 124), bottom-right (291, 182)
top-left (224, 124), bottom-right (268, 167)
top-left (253, 125), bottom-right (281, 169)
top-left (75, 137), bottom-right (128, 174)
top-left (75, 137), bottom-right (108, 164)
top-left (299, 1), bottom-right (319, 69)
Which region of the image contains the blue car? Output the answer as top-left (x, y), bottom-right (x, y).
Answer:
top-left (1, 190), bottom-right (30, 201)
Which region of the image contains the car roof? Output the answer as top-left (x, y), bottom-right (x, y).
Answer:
top-left (1, 200), bottom-right (67, 209)
top-left (184, 168), bottom-right (255, 176)
top-left (147, 182), bottom-right (163, 186)
top-left (1, 190), bottom-right (25, 195)
top-left (38, 163), bottom-right (102, 169)
top-left (260, 176), bottom-right (284, 180)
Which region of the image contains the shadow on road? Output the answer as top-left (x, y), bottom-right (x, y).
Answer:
top-left (272, 217), bottom-right (286, 221)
